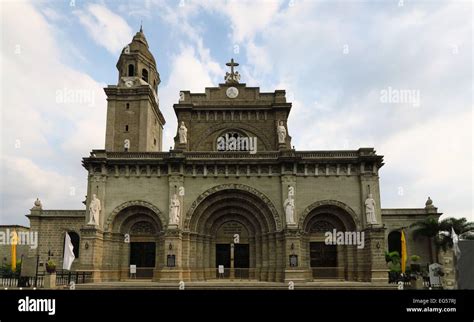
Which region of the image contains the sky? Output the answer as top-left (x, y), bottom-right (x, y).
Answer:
top-left (0, 0), bottom-right (472, 226)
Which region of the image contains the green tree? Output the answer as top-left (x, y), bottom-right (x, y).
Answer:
top-left (411, 216), bottom-right (474, 262)
top-left (410, 216), bottom-right (440, 263)
top-left (437, 217), bottom-right (474, 251)
top-left (385, 251), bottom-right (401, 272)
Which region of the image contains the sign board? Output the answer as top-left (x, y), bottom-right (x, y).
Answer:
top-left (429, 263), bottom-right (442, 286)
top-left (167, 255), bottom-right (176, 267)
top-left (130, 264), bottom-right (137, 274)
top-left (289, 255), bottom-right (298, 267)
top-left (218, 265), bottom-right (224, 274)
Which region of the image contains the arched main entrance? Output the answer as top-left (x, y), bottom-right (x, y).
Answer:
top-left (110, 203), bottom-right (164, 279)
top-left (301, 201), bottom-right (359, 281)
top-left (185, 185), bottom-right (282, 281)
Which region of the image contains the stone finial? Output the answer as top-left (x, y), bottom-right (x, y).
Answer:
top-left (32, 198), bottom-right (42, 210)
top-left (425, 196), bottom-right (434, 208)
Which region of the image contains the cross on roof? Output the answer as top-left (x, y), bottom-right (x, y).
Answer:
top-left (226, 58), bottom-right (239, 75)
top-left (225, 58), bottom-right (241, 84)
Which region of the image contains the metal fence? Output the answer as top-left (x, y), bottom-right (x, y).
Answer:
top-left (0, 270), bottom-right (92, 288)
top-left (388, 271), bottom-right (441, 289)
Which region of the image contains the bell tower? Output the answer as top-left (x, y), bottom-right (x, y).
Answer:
top-left (104, 27), bottom-right (165, 152)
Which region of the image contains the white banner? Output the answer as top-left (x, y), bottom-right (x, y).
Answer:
top-left (62, 232), bottom-right (75, 270)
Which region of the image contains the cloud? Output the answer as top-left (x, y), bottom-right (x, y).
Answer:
top-left (1, 0), bottom-right (471, 226)
top-left (159, 46), bottom-right (220, 149)
top-left (1, 1), bottom-right (106, 225)
top-left (209, 0), bottom-right (284, 43)
top-left (192, 1), bottom-right (473, 220)
top-left (0, 156), bottom-right (83, 224)
top-left (379, 110), bottom-right (472, 219)
top-left (75, 4), bottom-right (133, 55)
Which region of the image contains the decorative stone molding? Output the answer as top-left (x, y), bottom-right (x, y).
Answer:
top-left (130, 221), bottom-right (156, 235)
top-left (298, 199), bottom-right (361, 230)
top-left (104, 200), bottom-right (166, 232)
top-left (184, 183), bottom-right (282, 231)
top-left (190, 123), bottom-right (272, 151)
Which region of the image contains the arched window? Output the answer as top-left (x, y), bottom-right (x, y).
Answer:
top-left (388, 231), bottom-right (402, 255)
top-left (125, 125), bottom-right (129, 132)
top-left (128, 64), bottom-right (135, 76)
top-left (142, 69), bottom-right (148, 83)
top-left (65, 232), bottom-right (80, 258)
top-left (216, 131), bottom-right (254, 152)
top-left (126, 103), bottom-right (130, 110)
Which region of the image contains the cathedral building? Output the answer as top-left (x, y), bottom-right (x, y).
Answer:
top-left (25, 29), bottom-right (441, 285)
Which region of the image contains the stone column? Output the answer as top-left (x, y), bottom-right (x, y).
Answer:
top-left (79, 225), bottom-right (104, 282)
top-left (345, 245), bottom-right (356, 281)
top-left (155, 229), bottom-right (183, 282)
top-left (196, 235), bottom-right (204, 280)
top-left (202, 236), bottom-right (211, 280)
top-left (362, 226), bottom-right (388, 283)
top-left (275, 233), bottom-right (285, 282)
top-left (268, 234), bottom-right (276, 281)
top-left (439, 248), bottom-right (457, 289)
top-left (181, 232), bottom-right (191, 281)
top-left (255, 235), bottom-right (262, 280)
top-left (283, 229), bottom-right (307, 282)
top-left (261, 234), bottom-right (269, 281)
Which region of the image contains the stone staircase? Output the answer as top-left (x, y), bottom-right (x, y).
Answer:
top-left (75, 279), bottom-right (397, 290)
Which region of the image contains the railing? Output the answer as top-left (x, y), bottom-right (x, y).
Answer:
top-left (387, 272), bottom-right (441, 289)
top-left (215, 268), bottom-right (252, 280)
top-left (54, 270), bottom-right (93, 286)
top-left (0, 271), bottom-right (92, 288)
top-left (91, 150), bottom-right (370, 160)
top-left (185, 152), bottom-right (280, 159)
top-left (1, 276), bottom-right (43, 288)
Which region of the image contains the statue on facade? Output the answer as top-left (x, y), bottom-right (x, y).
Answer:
top-left (169, 194), bottom-right (181, 225)
top-left (178, 121), bottom-right (187, 144)
top-left (88, 194), bottom-right (101, 225)
top-left (277, 121), bottom-right (287, 144)
top-left (365, 193), bottom-right (377, 224)
top-left (283, 187), bottom-right (295, 225)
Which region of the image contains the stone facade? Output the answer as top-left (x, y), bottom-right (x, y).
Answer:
top-left (12, 29), bottom-right (443, 286)
top-left (0, 225), bottom-right (31, 267)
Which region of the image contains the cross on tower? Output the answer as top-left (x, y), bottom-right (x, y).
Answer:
top-left (225, 58), bottom-right (240, 84)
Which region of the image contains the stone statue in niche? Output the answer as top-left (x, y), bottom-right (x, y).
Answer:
top-left (88, 194), bottom-right (101, 225)
top-left (365, 193), bottom-right (377, 224)
top-left (277, 121), bottom-right (287, 144)
top-left (284, 186), bottom-right (295, 225)
top-left (178, 121), bottom-right (187, 144)
top-left (169, 194), bottom-right (181, 225)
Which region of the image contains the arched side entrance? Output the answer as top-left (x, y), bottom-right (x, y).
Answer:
top-left (184, 186), bottom-right (281, 281)
top-left (387, 231), bottom-right (402, 255)
top-left (301, 202), bottom-right (359, 281)
top-left (110, 204), bottom-right (164, 279)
